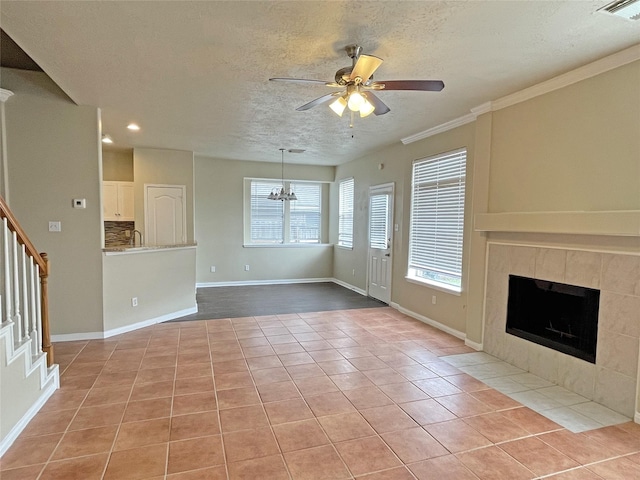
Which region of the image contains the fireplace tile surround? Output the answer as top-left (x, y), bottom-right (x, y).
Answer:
top-left (483, 243), bottom-right (640, 418)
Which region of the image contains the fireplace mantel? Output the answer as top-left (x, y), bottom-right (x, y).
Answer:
top-left (475, 210), bottom-right (640, 237)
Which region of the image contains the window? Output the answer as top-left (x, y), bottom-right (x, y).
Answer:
top-left (408, 148), bottom-right (466, 292)
top-left (248, 180), bottom-right (321, 244)
top-left (250, 181), bottom-right (284, 244)
top-left (369, 193), bottom-right (389, 250)
top-left (289, 183), bottom-right (321, 243)
top-left (338, 178), bottom-right (354, 248)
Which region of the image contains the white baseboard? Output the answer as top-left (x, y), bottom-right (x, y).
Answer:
top-left (50, 331), bottom-right (105, 342)
top-left (465, 338), bottom-right (484, 351)
top-left (0, 375), bottom-right (58, 457)
top-left (51, 305), bottom-right (198, 342)
top-left (390, 302), bottom-right (466, 340)
top-left (635, 412), bottom-right (640, 425)
top-left (103, 306), bottom-right (198, 338)
top-left (197, 277), bottom-right (334, 288)
top-left (331, 278), bottom-right (367, 296)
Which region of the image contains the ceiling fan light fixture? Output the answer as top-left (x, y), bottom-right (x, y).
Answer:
top-left (101, 134), bottom-right (113, 144)
top-left (359, 98), bottom-right (375, 117)
top-left (347, 90), bottom-right (365, 111)
top-left (329, 96), bottom-right (347, 117)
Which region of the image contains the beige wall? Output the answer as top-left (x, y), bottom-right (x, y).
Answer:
top-left (102, 248), bottom-right (196, 332)
top-left (489, 60), bottom-right (640, 213)
top-left (194, 156), bottom-right (335, 283)
top-left (332, 123), bottom-right (476, 335)
top-left (133, 147), bottom-right (195, 243)
top-left (2, 68), bottom-right (104, 335)
top-left (102, 149), bottom-right (134, 181)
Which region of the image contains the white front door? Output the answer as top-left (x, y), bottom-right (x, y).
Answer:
top-left (145, 185), bottom-right (186, 245)
top-left (368, 183), bottom-right (394, 304)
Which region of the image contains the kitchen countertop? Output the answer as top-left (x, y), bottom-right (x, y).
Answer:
top-left (103, 243), bottom-right (197, 254)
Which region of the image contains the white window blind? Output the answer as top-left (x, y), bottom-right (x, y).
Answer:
top-left (369, 194), bottom-right (389, 250)
top-left (338, 178), bottom-right (354, 248)
top-left (248, 180), bottom-right (322, 244)
top-left (250, 181), bottom-right (284, 244)
top-left (290, 183), bottom-right (321, 243)
top-left (408, 148), bottom-right (466, 291)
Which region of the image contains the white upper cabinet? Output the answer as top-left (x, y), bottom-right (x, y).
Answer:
top-left (103, 181), bottom-right (134, 221)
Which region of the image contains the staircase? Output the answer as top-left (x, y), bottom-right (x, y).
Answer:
top-left (0, 195), bottom-right (58, 457)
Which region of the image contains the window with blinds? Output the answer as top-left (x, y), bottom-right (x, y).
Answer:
top-left (290, 183), bottom-right (321, 243)
top-left (250, 181), bottom-right (284, 244)
top-left (369, 193), bottom-right (389, 250)
top-left (249, 180), bottom-right (322, 244)
top-left (338, 178), bottom-right (354, 248)
top-left (408, 148), bottom-right (466, 292)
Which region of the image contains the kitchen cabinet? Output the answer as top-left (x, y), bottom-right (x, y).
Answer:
top-left (103, 181), bottom-right (134, 221)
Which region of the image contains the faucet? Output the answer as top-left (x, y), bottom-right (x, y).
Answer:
top-left (131, 229), bottom-right (144, 247)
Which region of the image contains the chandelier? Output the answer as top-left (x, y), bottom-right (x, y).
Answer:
top-left (267, 148), bottom-right (297, 201)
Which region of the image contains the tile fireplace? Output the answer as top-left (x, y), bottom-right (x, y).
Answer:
top-left (483, 243), bottom-right (639, 418)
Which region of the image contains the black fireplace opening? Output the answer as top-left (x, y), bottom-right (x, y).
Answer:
top-left (506, 275), bottom-right (600, 363)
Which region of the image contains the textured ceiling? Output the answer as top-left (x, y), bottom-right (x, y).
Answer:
top-left (1, 1), bottom-right (639, 165)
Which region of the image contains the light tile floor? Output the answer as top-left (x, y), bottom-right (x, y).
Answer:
top-left (2, 307), bottom-right (640, 479)
top-left (440, 352), bottom-right (631, 433)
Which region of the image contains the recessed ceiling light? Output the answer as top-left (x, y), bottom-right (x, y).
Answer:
top-left (101, 134), bottom-right (113, 144)
top-left (127, 123), bottom-right (140, 131)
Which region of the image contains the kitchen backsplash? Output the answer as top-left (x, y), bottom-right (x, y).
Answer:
top-left (104, 221), bottom-right (135, 246)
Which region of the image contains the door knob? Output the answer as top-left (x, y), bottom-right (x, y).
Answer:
top-left (385, 253), bottom-right (391, 257)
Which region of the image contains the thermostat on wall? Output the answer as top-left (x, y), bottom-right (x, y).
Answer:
top-left (73, 198), bottom-right (86, 209)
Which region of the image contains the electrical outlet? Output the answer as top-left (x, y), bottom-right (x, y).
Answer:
top-left (72, 198), bottom-right (86, 209)
top-left (48, 221), bottom-right (62, 232)
top-left (125, 230), bottom-right (131, 238)
top-left (131, 297), bottom-right (138, 307)
top-left (210, 266), bottom-right (216, 273)
top-left (432, 295), bottom-right (437, 305)
top-left (244, 265), bottom-right (250, 271)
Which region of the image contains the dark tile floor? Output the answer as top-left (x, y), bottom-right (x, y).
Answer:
top-left (174, 283), bottom-right (387, 321)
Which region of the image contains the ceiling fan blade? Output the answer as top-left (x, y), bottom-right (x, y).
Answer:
top-left (296, 92), bottom-right (342, 111)
top-left (349, 54), bottom-right (383, 84)
top-left (269, 77), bottom-right (338, 87)
top-left (362, 91), bottom-right (390, 116)
top-left (373, 80), bottom-right (445, 91)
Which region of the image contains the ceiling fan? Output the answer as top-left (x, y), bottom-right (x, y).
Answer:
top-left (269, 45), bottom-right (444, 118)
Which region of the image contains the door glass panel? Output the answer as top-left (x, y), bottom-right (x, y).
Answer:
top-left (369, 194), bottom-right (389, 250)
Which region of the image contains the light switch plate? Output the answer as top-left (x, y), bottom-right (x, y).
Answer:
top-left (48, 221), bottom-right (61, 232)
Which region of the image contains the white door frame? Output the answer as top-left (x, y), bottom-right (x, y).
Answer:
top-left (144, 184), bottom-right (187, 244)
top-left (367, 182), bottom-right (394, 303)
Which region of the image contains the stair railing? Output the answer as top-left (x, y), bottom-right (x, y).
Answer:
top-left (0, 195), bottom-right (53, 367)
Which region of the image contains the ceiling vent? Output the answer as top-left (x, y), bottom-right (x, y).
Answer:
top-left (599, 0), bottom-right (640, 20)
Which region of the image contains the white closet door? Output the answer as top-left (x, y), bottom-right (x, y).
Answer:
top-left (145, 185), bottom-right (186, 245)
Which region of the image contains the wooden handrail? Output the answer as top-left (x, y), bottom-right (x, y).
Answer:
top-left (0, 195), bottom-right (53, 367)
top-left (0, 195), bottom-right (47, 275)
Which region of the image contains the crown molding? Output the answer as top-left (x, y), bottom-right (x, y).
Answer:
top-left (401, 112), bottom-right (476, 145)
top-left (401, 43), bottom-right (640, 145)
top-left (491, 43), bottom-right (640, 111)
top-left (470, 102), bottom-right (492, 116)
top-left (0, 89), bottom-right (14, 102)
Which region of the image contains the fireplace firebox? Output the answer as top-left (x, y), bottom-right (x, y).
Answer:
top-left (506, 275), bottom-right (600, 363)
